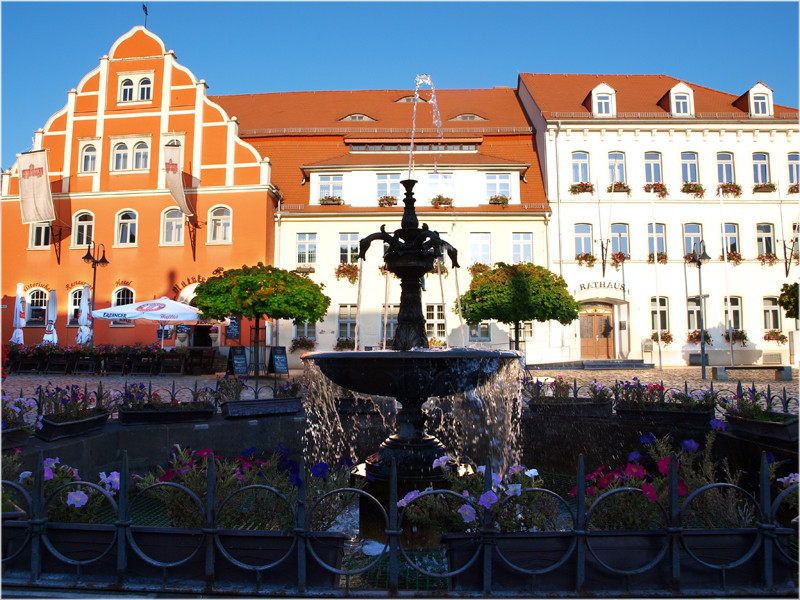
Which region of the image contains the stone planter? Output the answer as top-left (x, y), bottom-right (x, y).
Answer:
top-left (614, 405), bottom-right (715, 428)
top-left (526, 399), bottom-right (612, 418)
top-left (725, 413), bottom-right (799, 444)
top-left (34, 410), bottom-right (109, 442)
top-left (2, 426), bottom-right (30, 450)
top-left (118, 403), bottom-right (215, 425)
top-left (220, 398), bottom-right (302, 419)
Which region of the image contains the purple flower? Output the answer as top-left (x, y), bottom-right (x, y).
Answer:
top-left (508, 464), bottom-right (526, 475)
top-left (709, 418), bottom-right (726, 432)
top-left (506, 483), bottom-right (522, 497)
top-left (766, 452), bottom-right (775, 464)
top-left (66, 491), bottom-right (89, 508)
top-left (397, 490), bottom-right (420, 508)
top-left (432, 455), bottom-right (451, 469)
top-left (478, 490), bottom-right (497, 509)
top-left (43, 457), bottom-right (60, 468)
top-left (336, 455), bottom-right (354, 471)
top-left (240, 446), bottom-right (257, 457)
top-left (310, 462), bottom-right (329, 478)
top-left (628, 450), bottom-right (642, 463)
top-left (43, 467), bottom-right (54, 481)
top-left (640, 432), bottom-right (657, 445)
top-left (458, 504), bottom-right (476, 523)
top-left (18, 471), bottom-right (32, 483)
top-left (681, 439), bottom-right (699, 453)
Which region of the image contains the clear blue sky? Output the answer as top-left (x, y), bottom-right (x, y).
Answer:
top-left (2, 1), bottom-right (798, 168)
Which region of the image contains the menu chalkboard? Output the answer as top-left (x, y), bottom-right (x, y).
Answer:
top-left (267, 346), bottom-right (289, 375)
top-left (176, 323), bottom-right (192, 334)
top-left (156, 327), bottom-right (173, 340)
top-left (225, 316), bottom-right (240, 339)
top-left (228, 346), bottom-right (248, 376)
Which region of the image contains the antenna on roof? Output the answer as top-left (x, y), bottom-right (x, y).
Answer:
top-left (142, 3), bottom-right (149, 29)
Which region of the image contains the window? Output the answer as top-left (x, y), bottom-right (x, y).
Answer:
top-left (681, 152), bottom-right (699, 183)
top-left (81, 145), bottom-right (97, 172)
top-left (120, 79), bottom-right (134, 102)
top-left (683, 223), bottom-right (702, 256)
top-left (486, 173), bottom-right (511, 199)
top-left (674, 94), bottom-right (690, 115)
top-left (469, 233), bottom-right (491, 264)
top-left (425, 304), bottom-right (446, 339)
top-left (650, 297), bottom-right (669, 331)
top-left (611, 223), bottom-right (629, 255)
top-left (724, 297), bottom-right (742, 330)
top-left (574, 224), bottom-right (593, 255)
top-left (377, 173), bottom-right (401, 198)
top-left (30, 222), bottom-right (51, 248)
top-left (68, 288), bottom-right (82, 325)
top-left (297, 233), bottom-right (317, 266)
top-left (319, 175), bottom-right (343, 199)
top-left (608, 152), bottom-right (626, 183)
top-left (339, 233), bottom-right (359, 264)
top-left (295, 321), bottom-right (316, 340)
top-left (572, 152), bottom-right (590, 183)
top-left (721, 223), bottom-right (739, 253)
top-left (162, 209), bottom-right (184, 244)
top-left (340, 114), bottom-right (374, 122)
top-left (112, 287), bottom-right (135, 326)
top-left (428, 172), bottom-right (453, 197)
top-left (469, 322), bottom-right (491, 342)
top-left (644, 152), bottom-right (662, 183)
top-left (208, 207), bottom-right (231, 243)
top-left (116, 211), bottom-right (137, 245)
top-left (753, 94), bottom-right (769, 116)
top-left (113, 143), bottom-right (128, 171)
top-left (647, 223), bottom-right (666, 254)
top-left (757, 224), bottom-right (775, 255)
top-left (27, 289), bottom-right (48, 325)
top-left (687, 297), bottom-right (703, 330)
top-left (789, 153), bottom-right (799, 185)
top-left (451, 113), bottom-right (485, 121)
top-left (133, 142), bottom-right (149, 170)
top-left (138, 78), bottom-right (151, 101)
top-left (752, 153), bottom-right (770, 184)
top-left (764, 297), bottom-right (781, 330)
top-left (596, 94), bottom-right (611, 115)
top-left (381, 304), bottom-right (400, 343)
top-left (338, 304), bottom-right (357, 339)
top-left (717, 152), bottom-right (734, 184)
top-left (511, 233), bottom-right (532, 263)
top-left (73, 212), bottom-right (93, 246)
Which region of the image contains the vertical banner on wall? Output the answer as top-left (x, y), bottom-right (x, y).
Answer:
top-left (17, 150), bottom-right (55, 223)
top-left (164, 144), bottom-right (193, 216)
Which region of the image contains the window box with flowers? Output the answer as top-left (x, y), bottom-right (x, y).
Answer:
top-left (647, 252), bottom-right (668, 265)
top-left (643, 182), bottom-right (668, 198)
top-left (430, 195), bottom-right (453, 209)
top-left (290, 336), bottom-right (316, 353)
top-left (758, 252), bottom-right (779, 266)
top-left (575, 253), bottom-right (596, 267)
top-left (686, 330), bottom-right (712, 345)
top-left (752, 183), bottom-right (777, 193)
top-left (788, 183), bottom-right (799, 195)
top-left (523, 376), bottom-right (613, 418)
top-left (334, 337), bottom-right (355, 351)
top-left (722, 329), bottom-right (748, 346)
top-left (488, 195), bottom-right (509, 206)
top-left (681, 182), bottom-right (706, 199)
top-left (606, 182), bottom-right (631, 196)
top-left (34, 383), bottom-right (111, 441)
top-left (763, 330), bottom-right (788, 345)
top-left (719, 251), bottom-right (743, 266)
top-left (428, 338), bottom-right (447, 349)
top-left (610, 252), bottom-right (627, 270)
top-left (650, 331), bottom-right (674, 346)
top-left (319, 196), bottom-right (344, 206)
top-left (334, 262), bottom-right (359, 285)
top-left (467, 262), bottom-right (491, 279)
top-left (428, 263), bottom-right (449, 277)
top-left (377, 195), bottom-right (398, 207)
top-left (568, 182), bottom-right (595, 195)
top-left (716, 183), bottom-right (742, 198)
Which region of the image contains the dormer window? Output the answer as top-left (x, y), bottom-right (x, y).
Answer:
top-left (450, 113), bottom-right (486, 121)
top-left (674, 94), bottom-right (689, 115)
top-left (746, 83), bottom-right (774, 117)
top-left (340, 113), bottom-right (375, 122)
top-left (591, 83), bottom-right (616, 118)
top-left (668, 83), bottom-right (695, 117)
top-left (596, 95), bottom-right (611, 115)
top-left (753, 94), bottom-right (769, 115)
top-left (396, 96), bottom-right (426, 103)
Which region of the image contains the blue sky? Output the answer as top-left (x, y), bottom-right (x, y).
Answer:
top-left (2, 1), bottom-right (798, 168)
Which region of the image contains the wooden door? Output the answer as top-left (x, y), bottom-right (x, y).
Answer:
top-left (579, 308), bottom-right (614, 359)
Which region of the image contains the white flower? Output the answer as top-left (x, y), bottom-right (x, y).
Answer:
top-left (524, 468), bottom-right (539, 479)
top-left (506, 483), bottom-right (522, 497)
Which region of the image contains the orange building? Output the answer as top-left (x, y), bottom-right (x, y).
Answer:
top-left (1, 27), bottom-right (277, 349)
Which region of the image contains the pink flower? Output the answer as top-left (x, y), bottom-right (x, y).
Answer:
top-left (567, 486), bottom-right (578, 498)
top-left (597, 473), bottom-right (614, 489)
top-left (642, 481), bottom-right (657, 502)
top-left (194, 449), bottom-right (213, 457)
top-left (158, 469), bottom-right (175, 482)
top-left (586, 465), bottom-right (605, 481)
top-left (586, 486), bottom-right (597, 496)
top-left (657, 456), bottom-right (675, 475)
top-left (625, 463), bottom-right (646, 479)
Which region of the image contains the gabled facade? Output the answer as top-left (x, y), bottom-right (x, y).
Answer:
top-left (1, 27), bottom-right (277, 349)
top-left (518, 73), bottom-right (799, 366)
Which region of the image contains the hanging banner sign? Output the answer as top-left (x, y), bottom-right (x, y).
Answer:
top-left (164, 144), bottom-right (193, 216)
top-left (17, 150), bottom-right (55, 224)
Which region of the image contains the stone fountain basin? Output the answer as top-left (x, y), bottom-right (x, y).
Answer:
top-left (303, 348), bottom-right (519, 399)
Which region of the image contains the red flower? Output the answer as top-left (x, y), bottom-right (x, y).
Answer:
top-left (568, 485), bottom-right (578, 498)
top-left (158, 469), bottom-right (175, 482)
top-left (587, 485), bottom-right (597, 496)
top-left (586, 465), bottom-right (605, 481)
top-left (597, 473), bottom-right (614, 489)
top-left (625, 463), bottom-right (646, 478)
top-left (642, 481), bottom-right (657, 502)
top-left (665, 479), bottom-right (688, 496)
top-left (194, 449), bottom-right (213, 457)
top-left (657, 456), bottom-right (677, 474)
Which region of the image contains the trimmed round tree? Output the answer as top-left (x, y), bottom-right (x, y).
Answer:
top-left (458, 262), bottom-right (580, 350)
top-left (778, 282), bottom-right (798, 320)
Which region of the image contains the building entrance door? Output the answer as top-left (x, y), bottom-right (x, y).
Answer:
top-left (579, 303), bottom-right (615, 359)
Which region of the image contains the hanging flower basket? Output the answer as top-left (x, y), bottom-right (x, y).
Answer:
top-left (610, 252), bottom-right (627, 270)
top-left (757, 252), bottom-right (778, 266)
top-left (488, 195), bottom-right (509, 206)
top-left (606, 182), bottom-right (631, 196)
top-left (290, 336), bottom-right (316, 352)
top-left (569, 182), bottom-right (594, 195)
top-left (752, 183), bottom-right (777, 193)
top-left (468, 262), bottom-right (491, 278)
top-left (319, 196), bottom-right (344, 205)
top-left (686, 330), bottom-right (712, 345)
top-left (716, 183), bottom-right (742, 198)
top-left (722, 329), bottom-right (748, 346)
top-left (650, 331), bottom-right (673, 345)
top-left (334, 262), bottom-right (359, 284)
top-left (681, 182), bottom-right (706, 198)
top-left (719, 251), bottom-right (743, 266)
top-left (643, 182), bottom-right (668, 198)
top-left (430, 195), bottom-right (453, 208)
top-left (763, 330), bottom-right (788, 344)
top-left (575, 253), bottom-right (596, 267)
top-left (377, 195), bottom-right (398, 207)
top-left (647, 252), bottom-right (668, 265)
top-left (788, 183), bottom-right (799, 195)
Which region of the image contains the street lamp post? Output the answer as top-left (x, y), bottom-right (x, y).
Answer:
top-left (688, 241), bottom-right (711, 379)
top-left (82, 241), bottom-right (109, 347)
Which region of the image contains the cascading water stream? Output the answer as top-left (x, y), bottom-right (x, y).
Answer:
top-left (409, 74), bottom-right (442, 179)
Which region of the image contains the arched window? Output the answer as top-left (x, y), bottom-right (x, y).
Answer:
top-left (753, 152), bottom-right (770, 184)
top-left (113, 143), bottom-right (128, 170)
top-left (571, 152), bottom-right (590, 183)
top-left (112, 287), bottom-right (135, 326)
top-left (138, 78), bottom-right (151, 101)
top-left (208, 206), bottom-right (231, 243)
top-left (162, 208), bottom-right (184, 244)
top-left (116, 210), bottom-right (137, 245)
top-left (717, 152), bottom-right (734, 184)
top-left (81, 145), bottom-right (96, 172)
top-left (68, 287), bottom-right (83, 325)
top-left (133, 142), bottom-right (149, 169)
top-left (121, 79), bottom-right (134, 102)
top-left (27, 288), bottom-right (48, 325)
top-left (73, 211), bottom-right (94, 246)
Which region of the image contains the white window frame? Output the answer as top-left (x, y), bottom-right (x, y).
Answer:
top-left (721, 223), bottom-right (739, 254)
top-left (117, 71), bottom-right (155, 104)
top-left (29, 222), bottom-right (51, 249)
top-left (681, 152), bottom-right (699, 183)
top-left (68, 287), bottom-right (83, 325)
top-left (111, 287), bottom-right (135, 327)
top-left (339, 233), bottom-right (359, 264)
top-left (338, 304), bottom-right (357, 339)
top-left (752, 93), bottom-right (770, 116)
top-left (115, 210), bottom-right (138, 247)
top-left (138, 78), bottom-right (152, 101)
top-left (297, 233), bottom-right (317, 267)
top-left (763, 297), bottom-right (781, 330)
top-left (26, 288), bottom-right (48, 326)
top-left (674, 94), bottom-right (690, 115)
top-left (648, 223), bottom-right (666, 255)
top-left (427, 172), bottom-right (453, 198)
top-left (120, 79), bottom-right (134, 102)
top-left (753, 152), bottom-right (770, 184)
top-left (717, 152), bottom-right (735, 184)
top-left (133, 142), bottom-right (149, 170)
top-left (596, 94), bottom-right (612, 116)
top-left (377, 173), bottom-right (401, 199)
top-left (208, 205), bottom-right (232, 244)
top-left (113, 143), bottom-right (128, 171)
top-left (757, 223), bottom-right (775, 256)
top-left (724, 297), bottom-right (742, 330)
top-left (571, 151), bottom-right (590, 183)
top-left (295, 321), bottom-right (317, 340)
top-left (574, 224), bottom-right (593, 255)
top-left (486, 173), bottom-right (511, 200)
top-left (109, 135), bottom-right (153, 172)
top-left (319, 174), bottom-right (343, 200)
top-left (644, 152), bottom-right (662, 184)
top-left (789, 153), bottom-right (799, 185)
top-left (687, 297), bottom-right (702, 330)
top-left (72, 211), bottom-right (94, 247)
top-left (81, 145), bottom-right (97, 173)
top-left (608, 151), bottom-right (626, 183)
top-left (469, 322), bottom-right (491, 342)
top-left (683, 223), bottom-right (702, 256)
top-left (469, 232), bottom-right (491, 265)
top-left (425, 304), bottom-right (446, 339)
top-left (650, 297), bottom-right (669, 332)
top-left (511, 233), bottom-right (533, 263)
top-left (611, 223), bottom-right (629, 256)
top-left (161, 208), bottom-right (184, 245)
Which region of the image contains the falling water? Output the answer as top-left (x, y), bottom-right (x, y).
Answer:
top-left (409, 74), bottom-right (443, 179)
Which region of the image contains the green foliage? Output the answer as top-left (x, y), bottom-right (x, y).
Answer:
top-left (457, 262), bottom-right (580, 327)
top-left (778, 282), bottom-right (798, 320)
top-left (192, 263), bottom-right (331, 325)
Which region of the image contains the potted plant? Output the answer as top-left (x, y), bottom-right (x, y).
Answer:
top-left (757, 251), bottom-right (779, 266)
top-left (643, 182), bottom-right (668, 198)
top-left (34, 383), bottom-right (110, 441)
top-left (290, 336), bottom-right (316, 353)
top-left (523, 376), bottom-right (613, 418)
top-left (607, 182), bottom-right (631, 196)
top-left (430, 195), bottom-right (453, 208)
top-left (650, 330), bottom-right (673, 345)
top-left (721, 389), bottom-right (798, 443)
top-left (752, 182), bottom-right (777, 193)
top-left (569, 182), bottom-right (594, 195)
top-left (647, 251), bottom-right (668, 265)
top-left (788, 183), bottom-right (799, 195)
top-left (610, 252), bottom-right (627, 270)
top-left (686, 330), bottom-right (712, 345)
top-left (488, 194), bottom-right (509, 206)
top-left (575, 252), bottom-right (596, 267)
top-left (116, 381), bottom-right (216, 425)
top-left (334, 337), bottom-right (355, 351)
top-left (612, 378), bottom-right (717, 427)
top-left (719, 250), bottom-right (743, 265)
top-left (716, 182), bottom-right (742, 198)
top-left (763, 329), bottom-right (788, 344)
top-left (319, 195), bottom-right (343, 205)
top-left (334, 262), bottom-right (359, 284)
top-left (2, 395), bottom-right (37, 450)
top-left (681, 182), bottom-right (706, 198)
top-left (467, 262), bottom-right (491, 279)
top-left (722, 329), bottom-right (748, 346)
top-left (377, 195), bottom-right (397, 207)
top-left (208, 326), bottom-right (219, 343)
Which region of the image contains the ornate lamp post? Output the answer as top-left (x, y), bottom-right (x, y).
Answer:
top-left (81, 241), bottom-right (109, 347)
top-left (688, 241), bottom-right (711, 379)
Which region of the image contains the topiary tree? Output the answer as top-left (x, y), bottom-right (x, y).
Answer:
top-left (458, 262), bottom-right (580, 350)
top-left (193, 263), bottom-right (331, 378)
top-left (778, 282), bottom-right (798, 320)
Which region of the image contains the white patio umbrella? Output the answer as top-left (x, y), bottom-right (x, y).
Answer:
top-left (75, 284), bottom-right (92, 345)
top-left (41, 289), bottom-right (58, 344)
top-left (10, 282), bottom-right (25, 345)
top-left (91, 296), bottom-right (201, 347)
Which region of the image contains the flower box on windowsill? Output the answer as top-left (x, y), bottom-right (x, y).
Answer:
top-left (377, 195), bottom-right (398, 207)
top-left (488, 195), bottom-right (509, 206)
top-left (569, 182), bottom-right (595, 195)
top-left (575, 253), bottom-right (596, 267)
top-left (647, 252), bottom-right (668, 265)
top-left (719, 251), bottom-right (743, 266)
top-left (757, 252), bottom-right (778, 266)
top-left (430, 195), bottom-right (453, 209)
top-left (788, 183), bottom-right (799, 195)
top-left (681, 182), bottom-right (706, 198)
top-left (295, 266), bottom-right (315, 273)
top-left (716, 183), bottom-right (742, 198)
top-left (606, 182), bottom-right (631, 196)
top-left (643, 182), bottom-right (668, 198)
top-left (319, 196), bottom-right (344, 206)
top-left (752, 183), bottom-right (777, 193)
